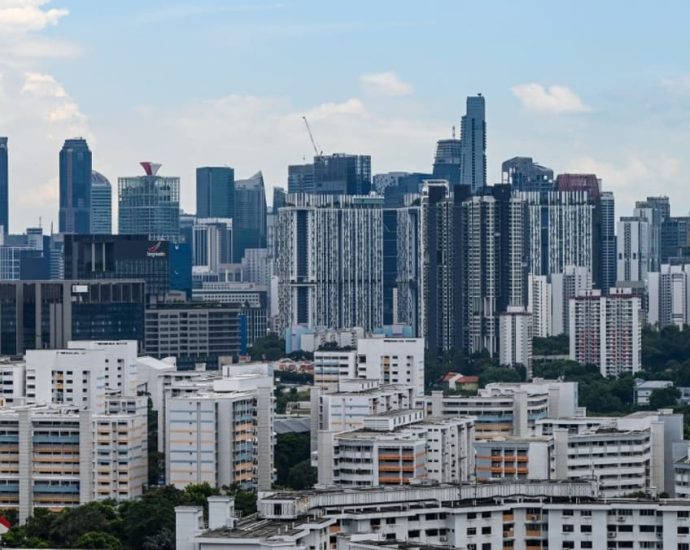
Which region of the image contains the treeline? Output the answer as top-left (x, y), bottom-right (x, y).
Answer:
top-left (0, 483), bottom-right (255, 550)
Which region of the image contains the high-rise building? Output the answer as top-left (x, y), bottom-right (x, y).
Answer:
top-left (373, 172), bottom-right (410, 195)
top-left (287, 163), bottom-right (314, 194)
top-left (499, 306), bottom-right (533, 374)
top-left (648, 263), bottom-right (690, 329)
top-left (118, 162), bottom-right (180, 242)
top-left (275, 194), bottom-right (383, 335)
top-left (461, 194), bottom-right (498, 355)
top-left (420, 181), bottom-right (459, 352)
top-left (272, 187), bottom-right (287, 211)
top-left (501, 157), bottom-right (554, 192)
top-left (459, 95), bottom-right (486, 192)
top-left (233, 172), bottom-right (267, 262)
top-left (63, 234), bottom-right (192, 298)
top-left (196, 166), bottom-right (234, 219)
top-left (661, 216), bottom-right (690, 263)
top-left (0, 137), bottom-right (8, 233)
top-left (90, 170), bottom-right (112, 234)
top-left (551, 265), bottom-right (593, 335)
top-left (313, 153), bottom-right (372, 195)
top-left (617, 216), bottom-right (650, 284)
top-left (528, 274), bottom-right (552, 338)
top-left (600, 191), bottom-right (616, 293)
top-left (59, 138), bottom-right (92, 234)
top-left (432, 138), bottom-right (462, 186)
top-left (634, 196), bottom-right (669, 273)
top-left (554, 173), bottom-right (600, 197)
top-left (0, 280), bottom-right (145, 356)
top-left (569, 288), bottom-right (642, 377)
top-left (520, 190), bottom-right (596, 280)
top-left (192, 218), bottom-right (233, 273)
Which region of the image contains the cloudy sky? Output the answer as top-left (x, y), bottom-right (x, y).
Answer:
top-left (1, 0), bottom-right (690, 232)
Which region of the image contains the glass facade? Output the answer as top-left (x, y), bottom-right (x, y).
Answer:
top-left (0, 137), bottom-right (8, 233)
top-left (90, 170), bottom-right (112, 234)
top-left (118, 167), bottom-right (180, 242)
top-left (196, 167), bottom-right (234, 219)
top-left (59, 138), bottom-right (92, 234)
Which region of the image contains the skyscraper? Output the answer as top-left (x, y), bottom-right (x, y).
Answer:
top-left (196, 166), bottom-right (234, 219)
top-left (287, 163), bottom-right (315, 194)
top-left (459, 95), bottom-right (486, 192)
top-left (90, 170), bottom-right (112, 234)
top-left (313, 153), bottom-right (372, 195)
top-left (432, 138), bottom-right (462, 186)
top-left (275, 194), bottom-right (383, 334)
top-left (59, 138), bottom-right (92, 234)
top-left (233, 172), bottom-right (267, 262)
top-left (600, 191), bottom-right (616, 293)
top-left (501, 157), bottom-right (554, 192)
top-left (0, 137), bottom-right (8, 233)
top-left (118, 162), bottom-right (180, 242)
top-left (617, 216), bottom-right (650, 284)
top-left (634, 196), bottom-right (669, 273)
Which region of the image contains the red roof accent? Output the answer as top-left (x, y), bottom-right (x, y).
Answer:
top-left (0, 515), bottom-right (11, 528)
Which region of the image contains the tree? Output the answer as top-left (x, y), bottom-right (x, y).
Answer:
top-left (274, 433), bottom-right (311, 486)
top-left (649, 386), bottom-right (681, 409)
top-left (286, 460), bottom-right (317, 490)
top-left (248, 333), bottom-right (285, 361)
top-left (75, 532), bottom-right (124, 550)
top-left (533, 335), bottom-right (569, 356)
top-left (479, 366), bottom-right (524, 387)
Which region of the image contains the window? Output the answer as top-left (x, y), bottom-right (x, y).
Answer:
top-left (563, 524), bottom-right (574, 532)
top-left (467, 527), bottom-right (476, 536)
top-left (582, 543), bottom-right (592, 549)
top-left (581, 524), bottom-right (592, 533)
top-left (481, 526), bottom-right (491, 535)
top-left (679, 526), bottom-right (690, 535)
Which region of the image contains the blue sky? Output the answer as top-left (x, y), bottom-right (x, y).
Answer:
top-left (2, 0), bottom-right (690, 231)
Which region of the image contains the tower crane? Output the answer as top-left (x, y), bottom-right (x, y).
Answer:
top-left (302, 116), bottom-right (322, 157)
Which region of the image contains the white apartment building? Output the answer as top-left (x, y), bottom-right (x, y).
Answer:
top-left (474, 436), bottom-right (552, 481)
top-left (165, 373), bottom-right (274, 491)
top-left (648, 263), bottom-right (690, 328)
top-left (67, 340), bottom-right (139, 396)
top-left (355, 337), bottom-right (425, 396)
top-left (498, 306), bottom-right (533, 374)
top-left (417, 379), bottom-right (578, 437)
top-left (528, 274), bottom-right (551, 338)
top-left (321, 409), bottom-right (474, 488)
top-left (177, 480), bottom-right (690, 550)
top-left (569, 288), bottom-right (642, 377)
top-left (313, 349), bottom-right (357, 391)
top-left (0, 396), bottom-right (147, 523)
top-left (0, 358), bottom-right (25, 407)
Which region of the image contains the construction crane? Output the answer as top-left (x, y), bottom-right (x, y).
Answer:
top-left (302, 116), bottom-right (322, 157)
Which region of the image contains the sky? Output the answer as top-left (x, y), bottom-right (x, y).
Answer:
top-left (1, 0), bottom-right (690, 233)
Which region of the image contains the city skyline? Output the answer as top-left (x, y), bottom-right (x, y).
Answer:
top-left (1, 1), bottom-right (690, 231)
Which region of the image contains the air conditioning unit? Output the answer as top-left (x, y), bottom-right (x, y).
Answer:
top-left (617, 516), bottom-right (627, 522)
top-left (608, 532), bottom-right (616, 538)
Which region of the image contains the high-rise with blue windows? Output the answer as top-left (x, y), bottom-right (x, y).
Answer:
top-left (196, 166), bottom-right (234, 219)
top-left (233, 172), bottom-right (267, 262)
top-left (459, 95), bottom-right (486, 193)
top-left (59, 138), bottom-right (92, 234)
top-left (0, 137), bottom-right (8, 233)
top-left (90, 170), bottom-right (112, 234)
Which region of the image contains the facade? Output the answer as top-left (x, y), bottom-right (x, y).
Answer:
top-left (233, 172), bottom-right (267, 262)
top-left (0, 137), bottom-right (7, 233)
top-left (313, 153), bottom-right (372, 195)
top-left (275, 194), bottom-right (383, 334)
top-left (90, 170), bottom-right (112, 234)
top-left (648, 263), bottom-right (690, 328)
top-left (600, 191), bottom-right (617, 293)
top-left (634, 196), bottom-right (669, 273)
top-left (59, 138), bottom-right (92, 234)
top-left (528, 274), bottom-right (551, 338)
top-left (459, 94), bottom-right (486, 192)
top-left (569, 288), bottom-right (642, 377)
top-left (118, 162), bottom-right (180, 242)
top-left (432, 138), bottom-right (462, 186)
top-left (287, 163), bottom-right (314, 194)
top-left (192, 217), bottom-right (233, 272)
top-left (176, 481), bottom-right (690, 550)
top-left (192, 282), bottom-right (267, 308)
top-left (324, 410), bottom-right (475, 487)
top-left (356, 337), bottom-right (425, 396)
top-left (0, 397), bottom-right (147, 522)
top-left (144, 301), bottom-right (266, 368)
top-left (196, 166), bottom-right (234, 219)
top-left (0, 280), bottom-right (145, 356)
top-left (313, 350), bottom-right (358, 391)
top-left (462, 194), bottom-right (498, 355)
top-left (618, 216), bottom-right (650, 285)
top-left (165, 374), bottom-right (274, 491)
top-left (661, 216), bottom-right (690, 262)
top-left (551, 265), bottom-right (593, 335)
top-left (498, 306), bottom-right (533, 373)
top-left (63, 234), bottom-right (192, 298)
top-left (501, 156), bottom-right (553, 192)
top-left (475, 437), bottom-right (551, 481)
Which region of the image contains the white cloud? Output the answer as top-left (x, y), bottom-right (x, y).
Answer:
top-left (359, 72), bottom-right (413, 96)
top-left (21, 71), bottom-right (66, 97)
top-left (511, 83), bottom-right (590, 114)
top-left (0, 0), bottom-right (68, 32)
top-left (661, 75), bottom-right (690, 94)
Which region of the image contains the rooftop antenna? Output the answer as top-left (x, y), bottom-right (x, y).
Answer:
top-left (452, 126), bottom-right (456, 139)
top-left (38, 216), bottom-right (42, 229)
